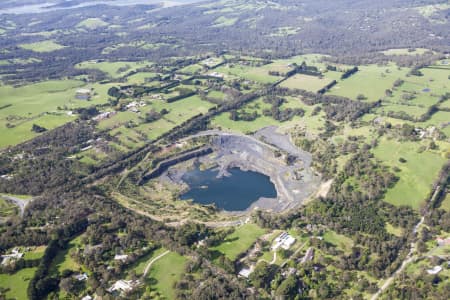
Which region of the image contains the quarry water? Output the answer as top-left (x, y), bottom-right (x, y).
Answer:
top-left (180, 167), bottom-right (277, 211)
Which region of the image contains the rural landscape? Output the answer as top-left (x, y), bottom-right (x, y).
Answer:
top-left (0, 0), bottom-right (449, 299)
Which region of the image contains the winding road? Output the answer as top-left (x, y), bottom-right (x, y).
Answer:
top-left (1, 195), bottom-right (31, 217)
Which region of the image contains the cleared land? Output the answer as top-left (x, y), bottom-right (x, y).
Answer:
top-left (19, 40), bottom-right (66, 52)
top-left (146, 251), bottom-right (187, 299)
top-left (211, 223), bottom-right (266, 260)
top-left (373, 138), bottom-right (447, 209)
top-left (328, 64), bottom-right (409, 102)
top-left (280, 73), bottom-right (333, 93)
top-left (0, 267), bottom-right (37, 300)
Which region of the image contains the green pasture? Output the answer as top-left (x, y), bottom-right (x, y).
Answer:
top-left (280, 73), bottom-right (333, 92)
top-left (373, 138), bottom-right (447, 209)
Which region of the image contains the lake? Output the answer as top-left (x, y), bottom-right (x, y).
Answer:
top-left (180, 167), bottom-right (277, 211)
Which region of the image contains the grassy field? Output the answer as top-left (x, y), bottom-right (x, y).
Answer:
top-left (19, 40), bottom-right (66, 52)
top-left (381, 48), bottom-right (430, 56)
top-left (50, 236), bottom-right (83, 275)
top-left (76, 18), bottom-right (109, 29)
top-left (385, 222), bottom-right (404, 237)
top-left (146, 251), bottom-right (187, 299)
top-left (0, 196), bottom-right (18, 217)
top-left (211, 223), bottom-right (266, 261)
top-left (323, 230), bottom-right (354, 254)
top-left (0, 267), bottom-right (37, 300)
top-left (280, 74), bottom-right (333, 92)
top-left (132, 247), bottom-right (166, 276)
top-left (373, 138), bottom-right (447, 209)
top-left (0, 79), bottom-right (85, 147)
top-left (328, 64), bottom-right (409, 101)
top-left (215, 64), bottom-right (282, 84)
top-left (75, 60), bottom-right (152, 78)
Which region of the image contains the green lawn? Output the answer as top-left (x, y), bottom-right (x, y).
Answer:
top-left (132, 248), bottom-right (166, 276)
top-left (373, 138), bottom-right (447, 209)
top-left (323, 230), bottom-right (354, 254)
top-left (385, 222), bottom-right (404, 237)
top-left (19, 40), bottom-right (66, 52)
top-left (146, 251), bottom-right (187, 300)
top-left (0, 267), bottom-right (37, 300)
top-left (50, 236), bottom-right (83, 275)
top-left (211, 223), bottom-right (266, 261)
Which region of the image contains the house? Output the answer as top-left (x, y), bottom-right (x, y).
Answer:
top-left (74, 273), bottom-right (89, 281)
top-left (93, 111), bottom-right (116, 121)
top-left (272, 232), bottom-right (296, 251)
top-left (76, 89), bottom-right (92, 100)
top-left (114, 254), bottom-right (129, 262)
top-left (427, 266), bottom-right (442, 275)
top-left (208, 72), bottom-right (224, 79)
top-left (1, 248), bottom-right (24, 265)
top-left (238, 267), bottom-right (253, 278)
top-left (108, 280), bottom-right (140, 293)
top-left (301, 247), bottom-right (314, 264)
top-left (436, 237), bottom-right (450, 246)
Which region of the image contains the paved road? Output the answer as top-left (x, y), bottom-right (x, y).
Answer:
top-left (142, 250), bottom-right (170, 277)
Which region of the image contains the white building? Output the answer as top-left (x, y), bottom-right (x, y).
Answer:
top-left (427, 266), bottom-right (442, 275)
top-left (114, 254), bottom-right (129, 262)
top-left (272, 232), bottom-right (296, 251)
top-left (108, 280), bottom-right (139, 293)
top-left (238, 267), bottom-right (252, 278)
top-left (1, 248), bottom-right (24, 265)
top-left (74, 273), bottom-right (89, 281)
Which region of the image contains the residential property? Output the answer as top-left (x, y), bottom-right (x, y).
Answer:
top-left (114, 254), bottom-right (129, 262)
top-left (76, 88), bottom-right (92, 100)
top-left (427, 266), bottom-right (443, 275)
top-left (436, 237), bottom-right (450, 246)
top-left (93, 111), bottom-right (117, 121)
top-left (1, 248), bottom-right (24, 265)
top-left (208, 72), bottom-right (224, 79)
top-left (238, 267), bottom-right (252, 278)
top-left (108, 279), bottom-right (140, 293)
top-left (74, 273), bottom-right (89, 281)
top-left (272, 232), bottom-right (296, 250)
top-left (301, 247), bottom-right (314, 264)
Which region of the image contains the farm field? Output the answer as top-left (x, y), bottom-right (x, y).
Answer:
top-left (280, 73), bottom-right (333, 92)
top-left (372, 138), bottom-right (447, 209)
top-left (214, 64), bottom-right (282, 84)
top-left (327, 64), bottom-right (409, 101)
top-left (211, 223), bottom-right (266, 260)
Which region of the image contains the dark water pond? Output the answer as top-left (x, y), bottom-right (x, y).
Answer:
top-left (180, 167), bottom-right (277, 211)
